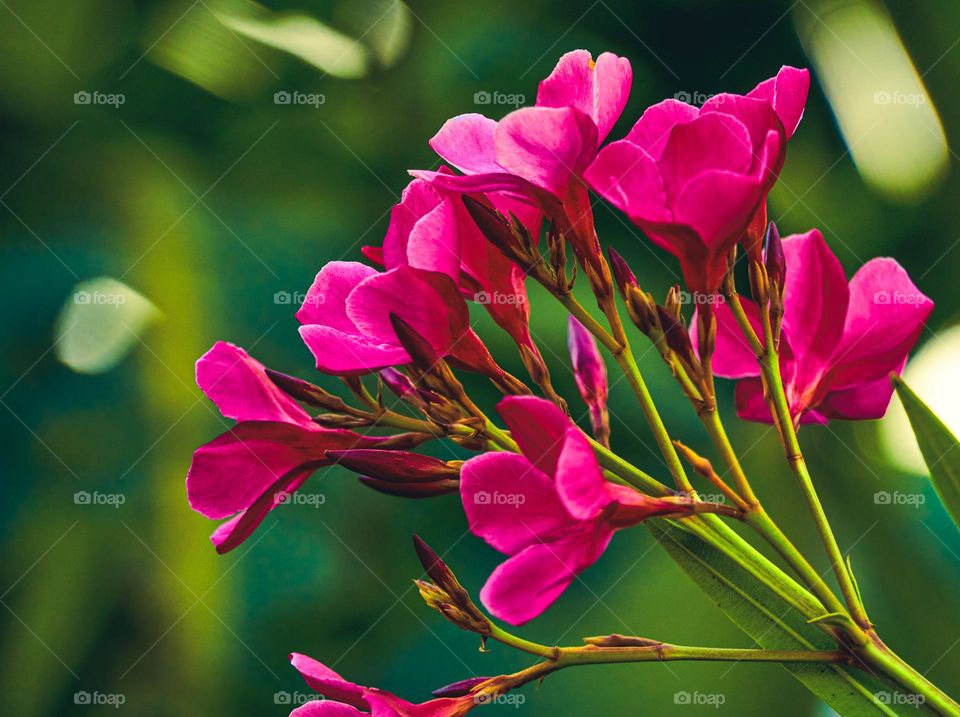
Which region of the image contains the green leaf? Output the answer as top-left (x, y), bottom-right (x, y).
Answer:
top-left (893, 375), bottom-right (960, 531)
top-left (649, 521), bottom-right (909, 716)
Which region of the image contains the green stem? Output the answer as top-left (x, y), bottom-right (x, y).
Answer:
top-left (758, 313), bottom-right (871, 630)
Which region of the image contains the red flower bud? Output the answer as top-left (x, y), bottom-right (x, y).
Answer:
top-left (327, 449), bottom-right (460, 483)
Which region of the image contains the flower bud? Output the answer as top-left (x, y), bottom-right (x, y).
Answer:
top-left (264, 369), bottom-right (350, 412)
top-left (328, 449), bottom-right (460, 483)
top-left (763, 221), bottom-right (785, 291)
top-left (411, 535), bottom-right (490, 634)
top-left (390, 313), bottom-right (441, 369)
top-left (432, 677), bottom-right (491, 698)
top-left (655, 306), bottom-right (695, 366)
top-left (608, 247), bottom-right (639, 298)
top-left (461, 195), bottom-right (532, 269)
top-left (567, 317), bottom-right (609, 445)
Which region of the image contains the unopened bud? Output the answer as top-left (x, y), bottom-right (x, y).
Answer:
top-left (655, 306), bottom-right (695, 365)
top-left (412, 535), bottom-right (490, 635)
top-left (432, 677), bottom-right (491, 698)
top-left (567, 317), bottom-right (609, 445)
top-left (328, 449), bottom-right (460, 483)
top-left (390, 313), bottom-right (441, 369)
top-left (461, 195), bottom-right (529, 267)
top-left (763, 221), bottom-right (785, 303)
top-left (664, 285), bottom-right (684, 320)
top-left (265, 369), bottom-right (349, 412)
top-left (608, 247), bottom-right (639, 299)
top-left (313, 413), bottom-right (375, 428)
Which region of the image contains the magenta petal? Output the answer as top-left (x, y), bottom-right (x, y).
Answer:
top-left (554, 428), bottom-right (610, 520)
top-left (624, 99), bottom-right (700, 160)
top-left (299, 324), bottom-right (409, 374)
top-left (364, 691), bottom-right (470, 717)
top-left (289, 702), bottom-right (364, 717)
top-left (658, 113), bottom-right (753, 201)
top-left (460, 452), bottom-right (572, 554)
top-left (536, 50), bottom-right (632, 142)
top-left (584, 140), bottom-right (670, 223)
top-left (347, 267), bottom-right (469, 355)
top-left (196, 341), bottom-right (311, 425)
top-left (290, 654), bottom-right (368, 708)
top-left (734, 378), bottom-right (775, 424)
top-left (780, 230), bottom-right (849, 388)
top-left (694, 302), bottom-right (763, 379)
top-left (819, 375), bottom-right (899, 421)
top-left (827, 258), bottom-right (933, 389)
top-left (187, 421), bottom-right (328, 520)
top-left (497, 395), bottom-right (574, 475)
top-left (297, 262), bottom-right (378, 329)
top-left (429, 113), bottom-right (503, 175)
top-left (567, 316), bottom-right (608, 430)
top-left (748, 66), bottom-right (810, 139)
top-left (480, 530), bottom-right (611, 625)
top-left (495, 106), bottom-right (599, 196)
top-left (672, 169), bottom-right (763, 252)
top-left (384, 178), bottom-right (460, 279)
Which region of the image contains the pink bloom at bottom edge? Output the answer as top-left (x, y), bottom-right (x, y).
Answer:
top-left (460, 396), bottom-right (678, 625)
top-left (704, 229), bottom-right (933, 423)
top-left (288, 653), bottom-right (475, 716)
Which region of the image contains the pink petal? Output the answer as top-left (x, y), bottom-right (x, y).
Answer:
top-left (346, 267), bottom-right (470, 360)
top-left (554, 427), bottom-right (610, 520)
top-left (584, 140), bottom-right (670, 223)
top-left (826, 258), bottom-right (933, 389)
top-left (479, 529), bottom-right (611, 625)
top-left (290, 654), bottom-right (368, 708)
top-left (658, 113), bottom-right (753, 202)
top-left (700, 94), bottom-right (784, 167)
top-left (364, 691), bottom-right (470, 717)
top-left (624, 99), bottom-right (700, 160)
top-left (289, 701), bottom-right (364, 716)
top-left (299, 324), bottom-right (409, 375)
top-left (566, 317), bottom-right (608, 439)
top-left (196, 341), bottom-right (311, 425)
top-left (536, 50), bottom-right (632, 142)
top-left (297, 262), bottom-right (379, 329)
top-left (496, 395), bottom-right (574, 476)
top-left (460, 453), bottom-right (573, 554)
top-left (779, 230), bottom-right (849, 390)
top-left (411, 169), bottom-right (556, 211)
top-left (383, 179), bottom-right (460, 279)
top-left (187, 421), bottom-right (329, 520)
top-left (429, 113), bottom-right (503, 175)
top-left (748, 66), bottom-right (811, 139)
top-left (819, 374), bottom-right (899, 421)
top-left (671, 169), bottom-right (764, 256)
top-left (734, 378), bottom-right (775, 424)
top-left (495, 106), bottom-right (599, 197)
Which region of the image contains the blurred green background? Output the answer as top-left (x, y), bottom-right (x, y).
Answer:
top-left (3, 0), bottom-right (960, 715)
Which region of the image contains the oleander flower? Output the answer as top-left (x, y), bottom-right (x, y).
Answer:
top-left (186, 342), bottom-right (384, 553)
top-left (585, 66), bottom-right (810, 294)
top-left (296, 262), bottom-right (505, 381)
top-left (288, 653), bottom-right (475, 716)
top-left (377, 172), bottom-right (542, 362)
top-left (460, 396), bottom-right (680, 625)
top-left (707, 229), bottom-right (933, 423)
top-left (415, 49), bottom-right (631, 268)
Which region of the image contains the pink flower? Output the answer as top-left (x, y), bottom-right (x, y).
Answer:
top-left (708, 230), bottom-right (933, 423)
top-left (460, 396), bottom-right (679, 625)
top-left (416, 50), bottom-right (631, 268)
top-left (287, 653), bottom-right (475, 716)
top-left (187, 342), bottom-right (384, 553)
top-left (567, 316), bottom-right (609, 442)
top-left (296, 262), bottom-right (504, 379)
top-left (585, 66), bottom-right (810, 294)
top-left (377, 172), bottom-right (542, 359)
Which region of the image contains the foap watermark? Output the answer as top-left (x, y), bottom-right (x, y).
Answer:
top-left (473, 90), bottom-right (525, 108)
top-left (874, 491), bottom-right (925, 508)
top-left (74, 289), bottom-right (126, 307)
top-left (274, 90), bottom-right (326, 108)
top-left (874, 691), bottom-right (926, 707)
top-left (474, 490), bottom-right (526, 507)
top-left (677, 291), bottom-right (725, 306)
top-left (674, 691), bottom-right (726, 708)
top-left (474, 693), bottom-right (526, 708)
top-left (673, 90), bottom-right (724, 106)
top-left (275, 290), bottom-right (324, 308)
top-left (74, 90), bottom-right (125, 108)
top-left (74, 691), bottom-right (126, 708)
top-left (474, 290), bottom-right (526, 306)
top-left (873, 91), bottom-right (925, 107)
top-left (277, 491), bottom-right (326, 508)
top-left (697, 493), bottom-right (727, 504)
top-left (274, 691), bottom-right (322, 706)
top-left (873, 290), bottom-right (927, 306)
top-left (74, 491), bottom-right (126, 508)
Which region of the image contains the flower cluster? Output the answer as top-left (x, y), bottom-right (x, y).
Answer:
top-left (186, 50), bottom-right (936, 714)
